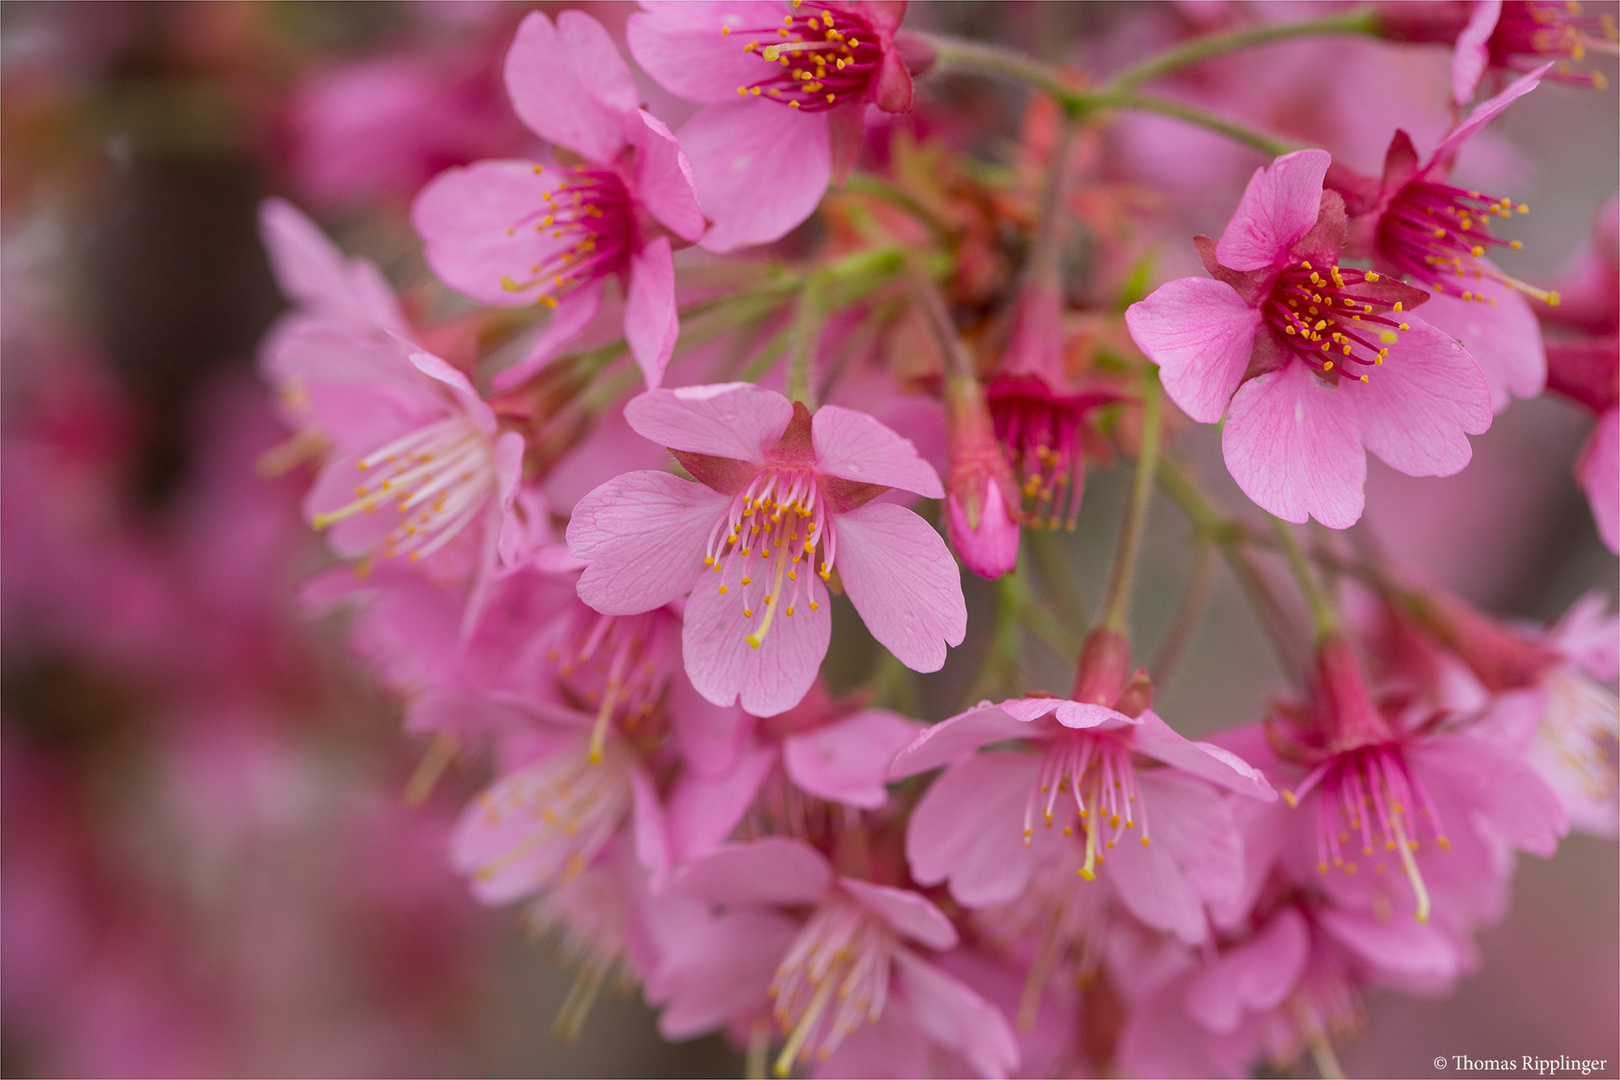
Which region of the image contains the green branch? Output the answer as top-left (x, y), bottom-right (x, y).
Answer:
top-left (1105, 10), bottom-right (1381, 91)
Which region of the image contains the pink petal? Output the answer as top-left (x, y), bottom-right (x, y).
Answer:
top-left (1183, 907), bottom-right (1309, 1033)
top-left (891, 950), bottom-right (1022, 1080)
top-left (626, 236), bottom-right (678, 389)
top-left (503, 10), bottom-right (634, 163)
top-left (1356, 315), bottom-right (1492, 478)
top-left (678, 101), bottom-right (831, 252)
top-left (625, 109), bottom-right (706, 243)
top-left (626, 2), bottom-right (790, 104)
top-left (672, 677), bottom-right (755, 776)
top-left (1415, 278), bottom-right (1545, 411)
top-left (1130, 710), bottom-right (1276, 801)
top-left (569, 471), bottom-right (730, 614)
top-left (839, 878), bottom-right (958, 951)
top-left (782, 709), bottom-right (923, 808)
top-left (906, 753), bottom-right (1041, 908)
top-left (632, 765), bottom-right (671, 888)
top-left (1215, 149), bottom-right (1332, 272)
top-left (1223, 360), bottom-right (1367, 529)
top-left (811, 404), bottom-right (944, 497)
top-left (1451, 0), bottom-right (1500, 105)
top-left (666, 743), bottom-right (778, 863)
top-left (1317, 907), bottom-right (1464, 984)
top-left (1126, 278), bottom-right (1261, 424)
top-left (491, 277), bottom-right (606, 391)
top-left (672, 835), bottom-right (832, 906)
top-left (872, 46), bottom-right (914, 113)
top-left (407, 351), bottom-right (495, 432)
top-left (1426, 63), bottom-right (1550, 174)
top-left (1050, 700), bottom-right (1137, 730)
top-left (833, 501), bottom-right (966, 672)
top-left (1106, 771), bottom-right (1242, 945)
top-left (626, 383), bottom-right (794, 463)
top-left (1408, 734), bottom-right (1568, 856)
top-left (888, 705), bottom-right (1037, 779)
top-left (1579, 409), bottom-right (1620, 554)
top-left (681, 573), bottom-right (832, 716)
top-left (258, 198), bottom-right (408, 333)
top-left (652, 906), bottom-right (800, 1039)
top-left (413, 160), bottom-right (587, 308)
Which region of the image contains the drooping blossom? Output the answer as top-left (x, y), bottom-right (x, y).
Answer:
top-left (647, 837), bottom-right (1020, 1077)
top-left (891, 634), bottom-right (1276, 945)
top-left (627, 0), bottom-right (920, 251)
top-left (413, 10), bottom-right (706, 392)
top-left (1450, 0), bottom-right (1617, 103)
top-left (944, 374), bottom-right (1022, 579)
top-left (1329, 68), bottom-right (1558, 411)
top-left (1126, 149), bottom-right (1493, 528)
top-left (566, 382), bottom-right (966, 717)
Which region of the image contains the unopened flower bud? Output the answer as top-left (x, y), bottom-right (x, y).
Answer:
top-left (1404, 588), bottom-right (1563, 693)
top-left (945, 375), bottom-right (1022, 579)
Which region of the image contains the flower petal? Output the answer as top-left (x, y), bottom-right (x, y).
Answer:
top-left (1357, 315), bottom-right (1492, 477)
top-left (1130, 710), bottom-right (1276, 801)
top-left (1223, 359), bottom-right (1367, 528)
top-left (672, 835), bottom-right (832, 906)
top-left (259, 198), bottom-right (408, 333)
top-left (1105, 771), bottom-right (1240, 944)
top-left (666, 742), bottom-right (778, 863)
top-left (783, 708), bottom-right (925, 807)
top-left (811, 403), bottom-right (944, 497)
top-left (569, 471), bottom-right (729, 614)
top-left (1126, 278), bottom-right (1261, 424)
top-left (503, 10), bottom-right (634, 163)
top-left (891, 950), bottom-right (1022, 1080)
top-left (625, 236), bottom-right (678, 389)
top-left (1415, 277), bottom-right (1545, 412)
top-left (626, 2), bottom-right (790, 103)
top-left (834, 501), bottom-right (966, 672)
top-left (1216, 149), bottom-right (1332, 272)
top-left (1579, 409), bottom-right (1620, 554)
top-left (677, 101), bottom-right (830, 252)
top-left (681, 572), bottom-right (831, 717)
top-left (889, 705), bottom-right (1038, 779)
top-left (1427, 62), bottom-right (1549, 174)
top-left (906, 752), bottom-right (1041, 908)
top-left (626, 383), bottom-right (794, 464)
top-left (491, 277), bottom-right (606, 391)
top-left (1451, 0), bottom-right (1500, 105)
top-left (625, 108), bottom-right (707, 242)
top-left (1183, 907), bottom-right (1309, 1034)
top-left (839, 878), bottom-right (958, 950)
top-left (651, 906), bottom-right (799, 1040)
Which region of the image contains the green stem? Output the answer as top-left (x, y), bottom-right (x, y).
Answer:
top-left (915, 32), bottom-right (1079, 108)
top-left (1080, 92), bottom-right (1298, 157)
top-left (1270, 515), bottom-right (1339, 641)
top-left (1105, 10), bottom-right (1380, 91)
top-left (1095, 371), bottom-right (1163, 635)
top-left (905, 258), bottom-right (976, 380)
top-left (1151, 535), bottom-right (1216, 690)
top-left (841, 172), bottom-right (955, 242)
top-left (787, 275), bottom-right (826, 407)
top-left (1026, 528), bottom-right (1088, 633)
top-left (964, 566), bottom-right (1029, 708)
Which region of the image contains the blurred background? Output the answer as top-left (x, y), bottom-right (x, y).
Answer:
top-left (1, 2), bottom-right (1614, 1077)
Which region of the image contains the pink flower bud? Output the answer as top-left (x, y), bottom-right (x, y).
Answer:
top-left (944, 376), bottom-right (1021, 580)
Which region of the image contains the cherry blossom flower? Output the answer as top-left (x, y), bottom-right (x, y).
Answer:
top-left (1450, 0), bottom-right (1617, 103)
top-left (413, 10), bottom-right (706, 392)
top-left (648, 837), bottom-right (1020, 1078)
top-left (627, 0), bottom-right (919, 251)
top-left (1126, 149), bottom-right (1493, 528)
top-left (890, 681), bottom-right (1276, 945)
top-left (944, 375), bottom-right (1022, 579)
top-left (566, 382), bottom-right (965, 717)
top-left (1329, 69), bottom-right (1557, 411)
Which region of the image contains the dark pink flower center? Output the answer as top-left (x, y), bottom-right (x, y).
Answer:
top-left (1263, 261), bottom-right (1413, 383)
top-left (724, 3), bottom-right (882, 112)
top-left (1024, 730), bottom-right (1150, 881)
top-left (1285, 744), bottom-right (1451, 923)
top-left (500, 165), bottom-right (635, 306)
top-left (703, 466), bottom-right (832, 649)
top-left (1490, 1), bottom-right (1618, 87)
top-left (1377, 182), bottom-right (1561, 305)
top-left (987, 375), bottom-right (1094, 531)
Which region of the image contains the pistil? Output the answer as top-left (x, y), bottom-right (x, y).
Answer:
top-left (1263, 261), bottom-right (1412, 382)
top-left (500, 166), bottom-right (634, 305)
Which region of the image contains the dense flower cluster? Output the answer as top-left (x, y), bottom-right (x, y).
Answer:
top-left (6, 1), bottom-right (1613, 1076)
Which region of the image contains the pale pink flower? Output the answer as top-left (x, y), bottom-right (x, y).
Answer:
top-left (1330, 69), bottom-right (1556, 411)
top-left (627, 0), bottom-right (919, 251)
top-left (412, 10), bottom-right (706, 391)
top-left (566, 383), bottom-right (965, 717)
top-left (891, 693), bottom-right (1275, 945)
top-left (943, 376), bottom-right (1021, 579)
top-left (648, 837), bottom-right (1020, 1078)
top-left (1127, 148), bottom-right (1493, 528)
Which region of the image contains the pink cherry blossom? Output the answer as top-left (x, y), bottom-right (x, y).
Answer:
top-left (891, 695), bottom-right (1275, 945)
top-left (1329, 68), bottom-right (1556, 412)
top-left (412, 10), bottom-right (706, 392)
top-left (566, 382), bottom-right (965, 717)
top-left (944, 375), bottom-right (1021, 579)
top-left (627, 0), bottom-right (918, 251)
top-left (1127, 148), bottom-right (1493, 528)
top-left (650, 837), bottom-right (1020, 1078)
top-left (1450, 0), bottom-right (1617, 104)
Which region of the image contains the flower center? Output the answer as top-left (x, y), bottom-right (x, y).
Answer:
top-left (987, 376), bottom-right (1104, 531)
top-left (703, 466), bottom-right (830, 650)
top-left (724, 3), bottom-right (881, 112)
top-left (550, 609), bottom-right (675, 763)
top-left (1378, 183), bottom-right (1561, 305)
top-left (1024, 732), bottom-right (1151, 882)
top-left (1491, 1), bottom-right (1618, 87)
top-left (1284, 744), bottom-right (1449, 923)
top-left (977, 853), bottom-right (1108, 1031)
top-left (1540, 671), bottom-right (1619, 803)
top-left (1263, 261), bottom-right (1412, 384)
top-left (500, 166), bottom-right (635, 307)
top-left (769, 897), bottom-right (895, 1076)
top-left (314, 414), bottom-right (496, 561)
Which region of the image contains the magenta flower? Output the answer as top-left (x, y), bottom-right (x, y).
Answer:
top-left (412, 10), bottom-right (706, 392)
top-left (1127, 149), bottom-right (1493, 528)
top-left (566, 383), bottom-right (966, 717)
top-left (627, 0), bottom-right (918, 251)
top-left (648, 837), bottom-right (1019, 1078)
top-left (1451, 0), bottom-right (1617, 103)
top-left (943, 376), bottom-right (1022, 580)
top-left (890, 695), bottom-right (1275, 944)
top-left (1330, 69), bottom-right (1557, 412)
